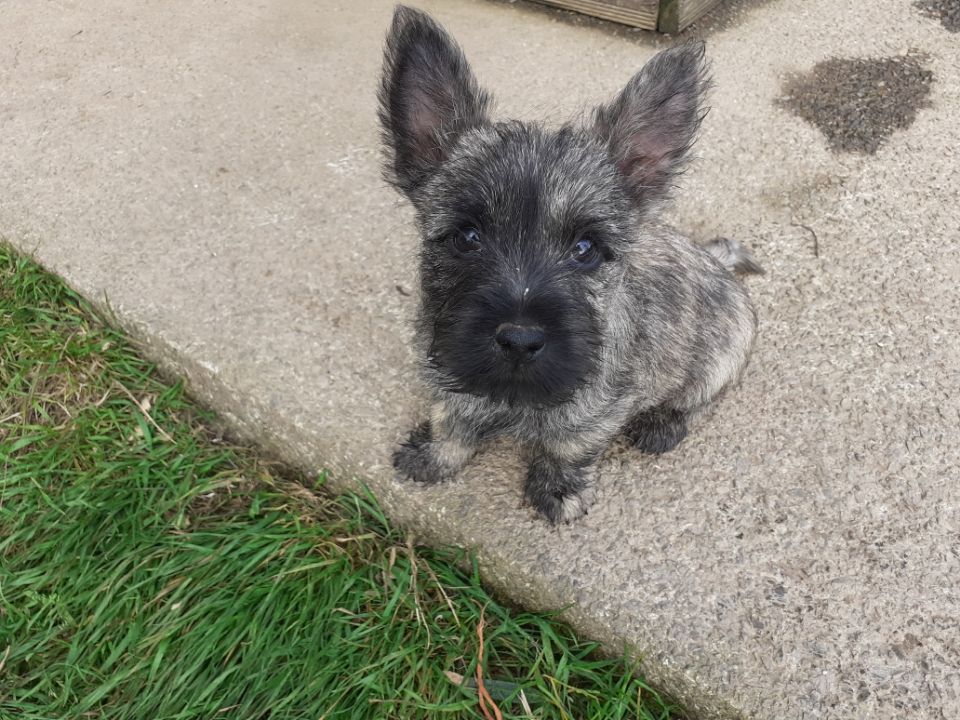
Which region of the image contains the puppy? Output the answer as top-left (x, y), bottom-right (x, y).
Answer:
top-left (379, 6), bottom-right (760, 523)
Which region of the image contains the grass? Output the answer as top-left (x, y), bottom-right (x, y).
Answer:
top-left (0, 243), bottom-right (678, 720)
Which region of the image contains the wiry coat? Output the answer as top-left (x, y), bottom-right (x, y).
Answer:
top-left (379, 6), bottom-right (759, 523)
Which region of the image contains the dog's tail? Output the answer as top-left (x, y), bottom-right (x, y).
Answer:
top-left (703, 237), bottom-right (764, 275)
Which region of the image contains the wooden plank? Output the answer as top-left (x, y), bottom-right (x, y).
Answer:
top-left (528, 0), bottom-right (660, 30)
top-left (658, 0), bottom-right (681, 32)
top-left (658, 0), bottom-right (723, 32)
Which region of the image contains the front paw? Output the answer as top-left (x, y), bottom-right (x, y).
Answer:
top-left (525, 462), bottom-right (597, 525)
top-left (392, 422), bottom-right (446, 485)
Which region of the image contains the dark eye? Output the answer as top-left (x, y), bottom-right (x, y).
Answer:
top-left (571, 237), bottom-right (601, 268)
top-left (451, 227), bottom-right (482, 255)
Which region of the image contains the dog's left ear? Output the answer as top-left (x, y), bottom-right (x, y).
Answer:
top-left (378, 6), bottom-right (491, 198)
top-left (593, 43), bottom-right (710, 208)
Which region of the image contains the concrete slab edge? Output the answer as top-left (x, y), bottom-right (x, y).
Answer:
top-left (24, 249), bottom-right (750, 720)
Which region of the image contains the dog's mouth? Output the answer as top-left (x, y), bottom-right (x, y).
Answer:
top-left (422, 282), bottom-right (601, 407)
top-left (435, 363), bottom-right (580, 407)
top-left (428, 326), bottom-right (598, 408)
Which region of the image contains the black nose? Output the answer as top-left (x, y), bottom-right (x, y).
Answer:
top-left (495, 323), bottom-right (545, 362)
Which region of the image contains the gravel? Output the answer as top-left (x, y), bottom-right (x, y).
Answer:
top-left (915, 0), bottom-right (960, 32)
top-left (778, 53), bottom-right (934, 154)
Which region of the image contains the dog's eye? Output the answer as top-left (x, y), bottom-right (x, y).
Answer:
top-left (570, 237), bottom-right (601, 269)
top-left (451, 228), bottom-right (482, 255)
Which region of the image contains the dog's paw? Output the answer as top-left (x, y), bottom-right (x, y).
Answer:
top-left (525, 464), bottom-right (597, 525)
top-left (392, 422), bottom-right (445, 485)
top-left (626, 407), bottom-right (688, 455)
top-left (528, 483), bottom-right (598, 525)
top-left (392, 443), bottom-right (442, 484)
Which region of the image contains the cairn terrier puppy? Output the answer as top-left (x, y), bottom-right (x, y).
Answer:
top-left (380, 6), bottom-right (760, 523)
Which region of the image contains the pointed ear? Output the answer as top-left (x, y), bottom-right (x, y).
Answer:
top-left (378, 6), bottom-right (491, 197)
top-left (592, 43), bottom-right (711, 207)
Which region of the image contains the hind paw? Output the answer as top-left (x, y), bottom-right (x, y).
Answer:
top-left (626, 407), bottom-right (688, 454)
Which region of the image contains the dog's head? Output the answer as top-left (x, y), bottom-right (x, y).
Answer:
top-left (379, 6), bottom-right (709, 406)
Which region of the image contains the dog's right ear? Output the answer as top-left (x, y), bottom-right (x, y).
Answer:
top-left (378, 6), bottom-right (491, 198)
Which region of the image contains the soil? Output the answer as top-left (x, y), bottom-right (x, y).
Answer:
top-left (915, 0), bottom-right (960, 32)
top-left (778, 53), bottom-right (934, 154)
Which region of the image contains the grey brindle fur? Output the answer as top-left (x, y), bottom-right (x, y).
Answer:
top-left (379, 6), bottom-right (760, 524)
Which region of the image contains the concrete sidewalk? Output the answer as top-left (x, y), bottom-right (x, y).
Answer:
top-left (2, 0), bottom-right (958, 717)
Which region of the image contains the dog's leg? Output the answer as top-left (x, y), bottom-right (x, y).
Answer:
top-left (626, 405), bottom-right (689, 454)
top-left (524, 444), bottom-right (601, 524)
top-left (393, 403), bottom-right (480, 485)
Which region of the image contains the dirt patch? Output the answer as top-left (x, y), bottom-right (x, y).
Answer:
top-left (915, 0), bottom-right (960, 32)
top-left (778, 53), bottom-right (933, 154)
